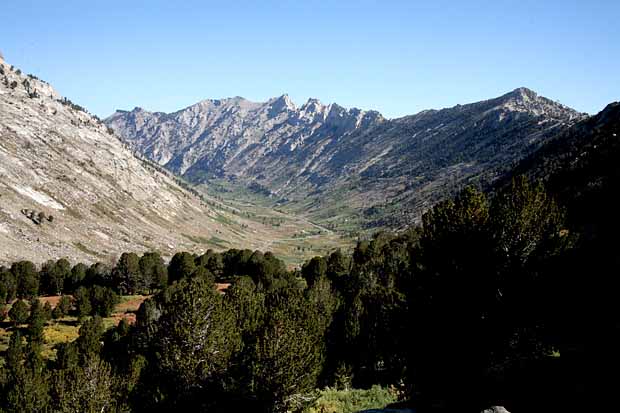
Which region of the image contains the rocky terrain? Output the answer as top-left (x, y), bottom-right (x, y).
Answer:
top-left (107, 88), bottom-right (586, 229)
top-left (0, 56), bottom-right (337, 265)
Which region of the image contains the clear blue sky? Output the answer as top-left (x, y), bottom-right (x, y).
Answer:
top-left (1, 0), bottom-right (618, 118)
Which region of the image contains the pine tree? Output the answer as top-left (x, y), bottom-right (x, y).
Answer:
top-left (27, 299), bottom-right (46, 345)
top-left (52, 295), bottom-right (73, 319)
top-left (250, 289), bottom-right (332, 412)
top-left (139, 252), bottom-right (167, 292)
top-left (8, 299), bottom-right (29, 326)
top-left (4, 338), bottom-right (50, 412)
top-left (113, 252), bottom-right (142, 295)
top-left (74, 287), bottom-right (92, 322)
top-left (153, 276), bottom-right (241, 398)
top-left (89, 285), bottom-right (119, 317)
top-left (0, 266), bottom-right (17, 302)
top-left (11, 261), bottom-right (39, 298)
top-left (167, 252), bottom-right (196, 284)
top-left (67, 262), bottom-right (88, 293)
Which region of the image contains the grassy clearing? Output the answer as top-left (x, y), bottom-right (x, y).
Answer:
top-left (303, 385), bottom-right (399, 413)
top-left (182, 179), bottom-right (360, 266)
top-left (42, 319), bottom-right (80, 359)
top-left (0, 295), bottom-right (149, 360)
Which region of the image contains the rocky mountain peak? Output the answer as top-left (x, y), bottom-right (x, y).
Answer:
top-left (483, 87), bottom-right (586, 121)
top-left (508, 86), bottom-right (538, 100)
top-left (267, 94), bottom-right (297, 115)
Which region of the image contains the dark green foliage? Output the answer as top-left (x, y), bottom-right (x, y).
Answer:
top-left (52, 295), bottom-right (72, 319)
top-left (76, 315), bottom-right (105, 359)
top-left (167, 252), bottom-right (196, 284)
top-left (139, 251), bottom-right (168, 291)
top-left (113, 252), bottom-right (142, 295)
top-left (74, 287), bottom-right (91, 321)
top-left (248, 286), bottom-right (336, 412)
top-left (42, 302), bottom-right (52, 321)
top-left (0, 303), bottom-right (7, 322)
top-left (67, 262), bottom-right (87, 293)
top-left (89, 285), bottom-right (119, 317)
top-left (5, 331), bottom-right (25, 372)
top-left (199, 249), bottom-right (224, 277)
top-left (408, 181), bottom-right (570, 410)
top-left (49, 316), bottom-right (117, 412)
top-left (333, 231), bottom-right (414, 386)
top-left (11, 261), bottom-right (39, 298)
top-left (27, 299), bottom-right (47, 344)
top-left (8, 299), bottom-right (29, 325)
top-left (301, 256), bottom-right (327, 287)
top-left (39, 259), bottom-right (70, 295)
top-left (152, 276), bottom-right (241, 398)
top-left (84, 262), bottom-right (112, 288)
top-left (225, 276), bottom-right (265, 336)
top-left (49, 355), bottom-right (115, 413)
top-left (190, 265), bottom-right (215, 284)
top-left (0, 266), bottom-right (16, 303)
top-left (326, 249), bottom-right (350, 282)
top-left (1, 332), bottom-right (50, 412)
top-left (70, 286), bottom-right (119, 318)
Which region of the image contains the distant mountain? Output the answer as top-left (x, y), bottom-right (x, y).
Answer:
top-left (107, 88), bottom-right (585, 228)
top-left (0, 56), bottom-right (283, 265)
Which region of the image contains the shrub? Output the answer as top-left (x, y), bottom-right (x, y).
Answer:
top-left (52, 295), bottom-right (73, 319)
top-left (90, 286), bottom-right (119, 317)
top-left (9, 299), bottom-right (29, 325)
top-left (302, 385), bottom-right (398, 413)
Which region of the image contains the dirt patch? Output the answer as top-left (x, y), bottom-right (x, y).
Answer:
top-left (115, 295), bottom-right (150, 314)
top-left (110, 312), bottom-right (137, 326)
top-left (38, 295), bottom-right (66, 308)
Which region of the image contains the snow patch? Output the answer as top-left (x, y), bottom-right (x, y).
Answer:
top-left (12, 185), bottom-right (65, 210)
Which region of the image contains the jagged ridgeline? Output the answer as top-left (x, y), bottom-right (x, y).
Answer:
top-left (106, 88), bottom-right (585, 229)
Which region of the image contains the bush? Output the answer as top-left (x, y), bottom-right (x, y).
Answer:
top-left (75, 287), bottom-right (92, 321)
top-left (9, 299), bottom-right (29, 325)
top-left (90, 286), bottom-right (119, 317)
top-left (53, 295), bottom-right (73, 319)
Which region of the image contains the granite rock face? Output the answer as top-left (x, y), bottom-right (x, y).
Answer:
top-left (0, 56), bottom-right (266, 264)
top-left (107, 88), bottom-right (585, 227)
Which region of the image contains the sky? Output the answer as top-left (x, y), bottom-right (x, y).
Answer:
top-left (1, 0), bottom-right (619, 119)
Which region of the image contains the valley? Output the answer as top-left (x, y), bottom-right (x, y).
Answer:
top-left (107, 88), bottom-right (585, 230)
top-left (0, 56), bottom-right (351, 267)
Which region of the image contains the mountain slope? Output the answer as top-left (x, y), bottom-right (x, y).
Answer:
top-left (107, 88), bottom-right (585, 228)
top-left (0, 57), bottom-right (323, 265)
top-left (500, 101), bottom-right (620, 236)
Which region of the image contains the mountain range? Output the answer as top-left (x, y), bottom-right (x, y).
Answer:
top-left (106, 88), bottom-right (585, 228)
top-left (2, 53), bottom-right (614, 266)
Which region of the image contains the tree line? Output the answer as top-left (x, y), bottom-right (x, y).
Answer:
top-left (0, 175), bottom-right (613, 412)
